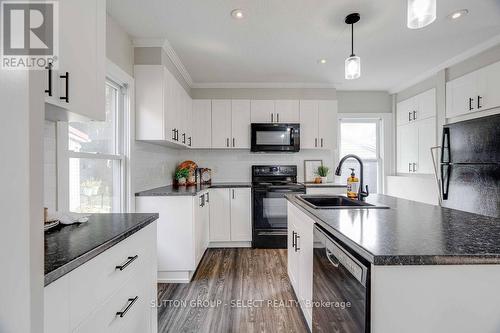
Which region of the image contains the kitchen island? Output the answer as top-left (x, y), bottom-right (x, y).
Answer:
top-left (44, 213), bottom-right (159, 333)
top-left (286, 194), bottom-right (500, 333)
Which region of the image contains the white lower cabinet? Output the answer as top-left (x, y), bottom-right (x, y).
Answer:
top-left (209, 187), bottom-right (252, 244)
top-left (287, 203), bottom-right (314, 330)
top-left (44, 222), bottom-right (157, 333)
top-left (136, 191), bottom-right (210, 283)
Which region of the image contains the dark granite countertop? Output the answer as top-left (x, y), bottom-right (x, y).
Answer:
top-left (300, 182), bottom-right (346, 188)
top-left (135, 182), bottom-right (252, 197)
top-left (44, 213), bottom-right (158, 286)
top-left (287, 194), bottom-right (500, 266)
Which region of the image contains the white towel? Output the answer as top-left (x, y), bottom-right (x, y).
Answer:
top-left (48, 211), bottom-right (91, 225)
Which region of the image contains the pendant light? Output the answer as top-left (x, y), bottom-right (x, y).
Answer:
top-left (345, 13), bottom-right (361, 80)
top-left (407, 0), bottom-right (436, 29)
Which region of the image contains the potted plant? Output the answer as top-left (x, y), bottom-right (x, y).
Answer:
top-left (175, 168), bottom-right (190, 186)
top-left (315, 165), bottom-right (330, 184)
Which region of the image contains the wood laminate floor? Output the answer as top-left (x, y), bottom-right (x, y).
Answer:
top-left (157, 248), bottom-right (309, 333)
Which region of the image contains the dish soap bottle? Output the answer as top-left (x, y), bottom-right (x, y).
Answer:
top-left (346, 168), bottom-right (359, 199)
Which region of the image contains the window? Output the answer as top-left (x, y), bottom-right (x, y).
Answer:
top-left (339, 119), bottom-right (381, 194)
top-left (67, 80), bottom-right (126, 213)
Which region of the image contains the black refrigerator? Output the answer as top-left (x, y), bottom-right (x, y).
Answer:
top-left (440, 114), bottom-right (500, 218)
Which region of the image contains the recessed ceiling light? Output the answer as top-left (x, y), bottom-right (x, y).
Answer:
top-left (231, 9), bottom-right (245, 19)
top-left (449, 9), bottom-right (469, 20)
top-left (318, 59), bottom-right (327, 64)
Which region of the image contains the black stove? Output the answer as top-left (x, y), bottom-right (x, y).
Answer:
top-left (252, 165), bottom-right (306, 248)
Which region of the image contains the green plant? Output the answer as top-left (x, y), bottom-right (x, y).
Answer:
top-left (175, 168), bottom-right (190, 180)
top-left (315, 165), bottom-right (330, 177)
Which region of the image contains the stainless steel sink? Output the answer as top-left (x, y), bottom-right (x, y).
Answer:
top-left (297, 195), bottom-right (389, 209)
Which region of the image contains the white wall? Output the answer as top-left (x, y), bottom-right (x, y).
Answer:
top-left (106, 14), bottom-right (134, 77)
top-left (0, 70), bottom-right (44, 332)
top-left (180, 149), bottom-right (336, 183)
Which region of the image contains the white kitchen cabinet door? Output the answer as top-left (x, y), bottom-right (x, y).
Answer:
top-left (397, 123), bottom-right (418, 173)
top-left (275, 100), bottom-right (299, 123)
top-left (192, 100), bottom-right (212, 148)
top-left (135, 66), bottom-right (165, 141)
top-left (446, 71), bottom-right (477, 119)
top-left (416, 117), bottom-right (436, 174)
top-left (209, 188), bottom-right (231, 241)
top-left (56, 0), bottom-right (105, 121)
top-left (287, 204), bottom-right (299, 290)
top-left (211, 100), bottom-right (232, 148)
top-left (482, 61), bottom-right (500, 111)
top-left (318, 100), bottom-right (338, 150)
top-left (251, 100), bottom-right (275, 123)
top-left (297, 210), bottom-right (314, 326)
top-left (203, 192), bottom-right (210, 250)
top-left (416, 89), bottom-right (436, 121)
top-left (230, 188), bottom-right (252, 241)
top-left (44, 275), bottom-right (70, 333)
top-left (231, 100), bottom-right (251, 148)
top-left (299, 100), bottom-right (319, 149)
top-left (194, 193), bottom-right (206, 264)
top-left (397, 97), bottom-right (416, 126)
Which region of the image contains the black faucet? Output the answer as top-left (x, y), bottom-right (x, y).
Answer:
top-left (335, 154), bottom-right (369, 201)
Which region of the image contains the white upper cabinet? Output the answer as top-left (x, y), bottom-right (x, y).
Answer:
top-left (135, 65), bottom-right (192, 147)
top-left (46, 0), bottom-right (105, 121)
top-left (318, 100), bottom-right (338, 150)
top-left (211, 100), bottom-right (232, 148)
top-left (231, 100), bottom-right (251, 149)
top-left (299, 100), bottom-right (319, 149)
top-left (251, 100), bottom-right (275, 123)
top-left (397, 88), bottom-right (435, 126)
top-left (275, 100), bottom-right (300, 123)
top-left (191, 100), bottom-right (212, 148)
top-left (299, 100), bottom-right (337, 150)
top-left (396, 89), bottom-right (436, 175)
top-left (446, 60), bottom-right (500, 119)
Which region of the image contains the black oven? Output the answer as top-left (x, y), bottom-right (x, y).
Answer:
top-left (252, 165), bottom-right (305, 248)
top-left (251, 123), bottom-right (300, 152)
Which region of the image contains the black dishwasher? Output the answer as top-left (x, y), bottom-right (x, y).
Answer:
top-left (313, 225), bottom-right (370, 332)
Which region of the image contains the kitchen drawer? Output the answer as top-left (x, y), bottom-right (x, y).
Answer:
top-left (73, 267), bottom-right (152, 333)
top-left (69, 223), bottom-right (156, 328)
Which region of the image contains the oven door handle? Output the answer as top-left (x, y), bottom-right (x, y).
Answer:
top-left (325, 248), bottom-right (340, 268)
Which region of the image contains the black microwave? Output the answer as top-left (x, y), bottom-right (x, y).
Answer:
top-left (251, 123), bottom-right (300, 152)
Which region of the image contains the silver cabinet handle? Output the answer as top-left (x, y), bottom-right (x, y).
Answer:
top-left (115, 255), bottom-right (138, 271)
top-left (116, 296), bottom-right (139, 318)
top-left (292, 231), bottom-right (296, 249)
top-left (295, 234), bottom-right (300, 252)
top-left (408, 163), bottom-right (412, 173)
top-left (412, 163), bottom-right (417, 172)
top-left (271, 113), bottom-right (274, 122)
top-left (226, 138), bottom-right (229, 147)
top-left (469, 97), bottom-right (474, 111)
top-left (232, 189), bottom-right (235, 199)
top-left (408, 112), bottom-right (412, 122)
top-left (321, 138), bottom-right (323, 147)
top-left (232, 138), bottom-right (235, 147)
top-left (413, 110), bottom-right (416, 120)
top-left (315, 138), bottom-right (317, 147)
top-left (205, 192), bottom-right (209, 203)
top-left (277, 113), bottom-right (280, 123)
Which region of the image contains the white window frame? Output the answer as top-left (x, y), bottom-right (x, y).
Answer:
top-left (337, 113), bottom-right (393, 194)
top-left (55, 60), bottom-right (132, 212)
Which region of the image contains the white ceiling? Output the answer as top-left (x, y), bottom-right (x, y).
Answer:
top-left (107, 0), bottom-right (500, 91)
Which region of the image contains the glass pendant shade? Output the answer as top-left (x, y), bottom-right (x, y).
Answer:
top-left (345, 55), bottom-right (361, 80)
top-left (407, 0), bottom-right (436, 29)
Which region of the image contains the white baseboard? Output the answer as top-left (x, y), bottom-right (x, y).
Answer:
top-left (157, 270), bottom-right (194, 284)
top-left (208, 241), bottom-right (252, 248)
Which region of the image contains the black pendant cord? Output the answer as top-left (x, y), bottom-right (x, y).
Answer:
top-left (351, 23), bottom-right (354, 57)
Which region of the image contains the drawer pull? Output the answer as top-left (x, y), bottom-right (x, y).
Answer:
top-left (115, 255), bottom-right (138, 271)
top-left (116, 296), bottom-right (139, 318)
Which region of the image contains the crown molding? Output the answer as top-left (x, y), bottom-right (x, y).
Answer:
top-left (133, 38), bottom-right (193, 87)
top-left (190, 82), bottom-right (338, 89)
top-left (389, 34), bottom-right (500, 94)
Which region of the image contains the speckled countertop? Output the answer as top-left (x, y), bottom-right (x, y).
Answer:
top-left (45, 213), bottom-right (158, 286)
top-left (135, 182), bottom-right (252, 196)
top-left (287, 194), bottom-right (500, 265)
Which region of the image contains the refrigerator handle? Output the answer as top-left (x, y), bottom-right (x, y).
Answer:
top-left (441, 164), bottom-right (450, 200)
top-left (441, 127), bottom-right (450, 164)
